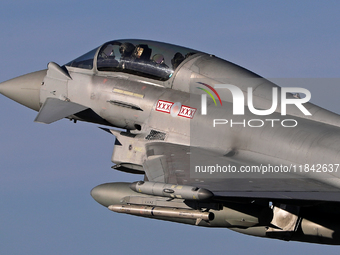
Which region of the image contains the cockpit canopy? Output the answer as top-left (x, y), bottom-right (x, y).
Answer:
top-left (65, 39), bottom-right (199, 81)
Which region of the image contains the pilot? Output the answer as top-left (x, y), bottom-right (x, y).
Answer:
top-left (119, 42), bottom-right (135, 60)
top-left (171, 52), bottom-right (185, 70)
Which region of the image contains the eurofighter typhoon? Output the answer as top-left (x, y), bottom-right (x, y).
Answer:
top-left (1, 39), bottom-right (340, 245)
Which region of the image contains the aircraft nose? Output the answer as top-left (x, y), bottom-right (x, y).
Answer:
top-left (0, 69), bottom-right (47, 111)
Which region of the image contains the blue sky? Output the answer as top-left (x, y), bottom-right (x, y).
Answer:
top-left (1, 1), bottom-right (340, 254)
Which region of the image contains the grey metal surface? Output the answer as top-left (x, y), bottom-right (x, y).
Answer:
top-left (0, 70), bottom-right (46, 111)
top-left (34, 98), bottom-right (88, 124)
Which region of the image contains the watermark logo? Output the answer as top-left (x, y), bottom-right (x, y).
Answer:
top-left (196, 82), bottom-right (222, 115)
top-left (198, 83), bottom-right (311, 116)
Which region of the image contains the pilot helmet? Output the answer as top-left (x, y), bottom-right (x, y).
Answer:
top-left (119, 42), bottom-right (135, 57)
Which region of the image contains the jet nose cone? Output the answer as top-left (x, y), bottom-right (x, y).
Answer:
top-left (0, 69), bottom-right (46, 111)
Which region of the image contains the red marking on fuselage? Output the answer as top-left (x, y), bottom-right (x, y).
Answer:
top-left (156, 100), bottom-right (174, 113)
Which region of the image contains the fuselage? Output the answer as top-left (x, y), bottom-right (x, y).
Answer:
top-left (2, 39), bottom-right (340, 245)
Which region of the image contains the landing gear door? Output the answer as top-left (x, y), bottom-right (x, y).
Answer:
top-left (40, 62), bottom-right (71, 105)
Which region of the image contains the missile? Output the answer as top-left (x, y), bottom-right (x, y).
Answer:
top-left (129, 181), bottom-right (214, 200)
top-left (108, 204), bottom-right (214, 225)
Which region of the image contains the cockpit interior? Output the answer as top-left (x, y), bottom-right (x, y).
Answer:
top-left (65, 39), bottom-right (199, 81)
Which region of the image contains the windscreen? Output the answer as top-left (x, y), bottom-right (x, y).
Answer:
top-left (65, 47), bottom-right (98, 70)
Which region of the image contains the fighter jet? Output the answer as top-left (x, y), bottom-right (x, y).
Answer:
top-left (1, 39), bottom-right (340, 245)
